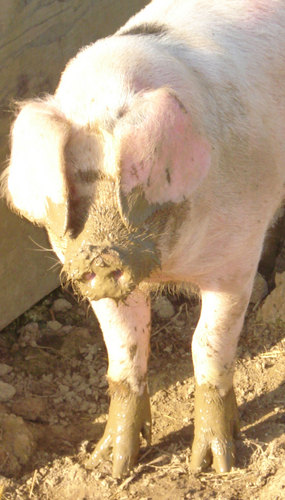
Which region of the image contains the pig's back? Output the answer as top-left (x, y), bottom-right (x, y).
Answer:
top-left (120, 0), bottom-right (285, 87)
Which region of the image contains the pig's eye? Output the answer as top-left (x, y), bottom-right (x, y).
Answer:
top-left (82, 272), bottom-right (96, 282)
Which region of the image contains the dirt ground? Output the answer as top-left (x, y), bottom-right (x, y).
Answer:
top-left (0, 282), bottom-right (284, 499)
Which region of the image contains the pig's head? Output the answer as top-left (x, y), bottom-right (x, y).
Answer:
top-left (1, 88), bottom-right (210, 301)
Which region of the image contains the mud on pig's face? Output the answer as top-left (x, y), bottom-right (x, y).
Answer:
top-left (47, 176), bottom-right (162, 302)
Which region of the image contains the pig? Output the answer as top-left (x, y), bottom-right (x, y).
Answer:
top-left (1, 0), bottom-right (285, 479)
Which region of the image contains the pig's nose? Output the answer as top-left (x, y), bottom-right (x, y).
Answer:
top-left (80, 247), bottom-right (133, 300)
top-left (81, 268), bottom-right (123, 284)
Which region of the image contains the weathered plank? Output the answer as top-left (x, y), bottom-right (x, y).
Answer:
top-left (0, 0), bottom-right (148, 329)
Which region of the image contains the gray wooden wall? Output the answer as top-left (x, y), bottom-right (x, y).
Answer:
top-left (0, 0), bottom-right (148, 329)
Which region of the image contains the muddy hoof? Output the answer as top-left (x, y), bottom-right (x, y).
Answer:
top-left (190, 384), bottom-right (239, 473)
top-left (85, 383), bottom-right (151, 478)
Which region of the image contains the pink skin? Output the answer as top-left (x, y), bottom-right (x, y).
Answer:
top-left (91, 290), bottom-right (151, 394)
top-left (117, 88), bottom-right (211, 205)
top-left (192, 277), bottom-right (255, 395)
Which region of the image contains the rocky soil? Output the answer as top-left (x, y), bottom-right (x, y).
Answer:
top-left (0, 270), bottom-right (284, 499)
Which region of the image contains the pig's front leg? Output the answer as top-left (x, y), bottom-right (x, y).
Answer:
top-left (86, 289), bottom-right (151, 478)
top-left (191, 284), bottom-right (251, 473)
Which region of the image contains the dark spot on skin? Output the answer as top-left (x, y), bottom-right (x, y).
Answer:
top-left (206, 340), bottom-right (219, 355)
top-left (117, 107), bottom-right (127, 119)
top-left (130, 164), bottom-right (139, 179)
top-left (168, 91), bottom-right (188, 114)
top-left (103, 106), bottom-right (128, 132)
top-left (134, 326), bottom-right (137, 331)
top-left (119, 23), bottom-right (169, 37)
top-left (129, 344), bottom-right (138, 360)
top-left (75, 170), bottom-right (100, 183)
top-left (165, 167), bottom-right (171, 184)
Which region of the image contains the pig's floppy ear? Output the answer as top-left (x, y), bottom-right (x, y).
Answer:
top-left (1, 100), bottom-right (70, 225)
top-left (116, 88), bottom-right (211, 223)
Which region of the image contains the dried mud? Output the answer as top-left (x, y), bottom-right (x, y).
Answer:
top-left (0, 288), bottom-right (284, 500)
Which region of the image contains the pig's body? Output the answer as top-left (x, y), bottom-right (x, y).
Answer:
top-left (2, 0), bottom-right (285, 478)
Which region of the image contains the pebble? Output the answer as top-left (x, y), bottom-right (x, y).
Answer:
top-left (58, 384), bottom-right (69, 393)
top-left (164, 346), bottom-right (173, 353)
top-left (21, 322), bottom-right (39, 334)
top-left (258, 271), bottom-right (285, 323)
top-left (152, 296), bottom-right (175, 320)
top-left (61, 325), bottom-right (73, 334)
top-left (47, 320), bottom-right (62, 331)
top-left (0, 381), bottom-right (16, 401)
top-left (65, 391), bottom-right (75, 401)
top-left (11, 396), bottom-right (47, 421)
top-left (52, 298), bottom-right (72, 312)
top-left (0, 414), bottom-right (35, 474)
top-left (250, 272), bottom-right (268, 304)
top-left (0, 364), bottom-right (13, 376)
top-left (84, 352), bottom-right (94, 362)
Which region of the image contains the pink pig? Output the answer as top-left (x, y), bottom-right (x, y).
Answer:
top-left (1, 0), bottom-right (285, 478)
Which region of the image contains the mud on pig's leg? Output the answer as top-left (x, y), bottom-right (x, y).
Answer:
top-left (86, 289), bottom-right (151, 478)
top-left (190, 279), bottom-right (254, 473)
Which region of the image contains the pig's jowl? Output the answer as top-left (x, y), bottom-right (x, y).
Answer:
top-left (1, 0), bottom-right (285, 478)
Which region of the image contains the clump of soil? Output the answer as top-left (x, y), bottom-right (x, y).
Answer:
top-left (0, 283), bottom-right (284, 499)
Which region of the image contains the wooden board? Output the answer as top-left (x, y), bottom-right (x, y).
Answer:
top-left (0, 0), bottom-right (148, 329)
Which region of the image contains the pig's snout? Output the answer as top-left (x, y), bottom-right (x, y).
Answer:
top-left (69, 246), bottom-right (136, 301)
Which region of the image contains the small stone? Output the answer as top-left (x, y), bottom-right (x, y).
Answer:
top-left (52, 298), bottom-right (72, 312)
top-left (0, 364), bottom-right (13, 377)
top-left (152, 296), bottom-right (175, 320)
top-left (0, 413), bottom-right (36, 475)
top-left (98, 378), bottom-right (108, 388)
top-left (164, 346), bottom-right (173, 353)
top-left (60, 328), bottom-right (93, 358)
top-left (250, 272), bottom-right (268, 304)
top-left (0, 381), bottom-right (16, 402)
top-left (89, 376), bottom-right (99, 385)
top-left (258, 271), bottom-right (285, 323)
top-left (84, 352), bottom-right (94, 362)
top-left (80, 401), bottom-right (90, 411)
top-left (61, 325), bottom-right (73, 334)
top-left (41, 374), bottom-right (53, 383)
top-left (275, 242), bottom-right (285, 273)
top-left (21, 322), bottom-right (39, 334)
top-left (11, 396), bottom-right (47, 421)
top-left (47, 320), bottom-right (62, 331)
top-left (58, 384), bottom-right (69, 393)
top-left (65, 391), bottom-right (75, 401)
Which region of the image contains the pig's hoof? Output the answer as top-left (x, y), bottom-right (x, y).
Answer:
top-left (190, 384), bottom-right (239, 473)
top-left (85, 383), bottom-right (151, 478)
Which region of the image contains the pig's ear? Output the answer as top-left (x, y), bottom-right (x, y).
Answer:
top-left (2, 100), bottom-right (70, 226)
top-left (116, 88), bottom-right (211, 223)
